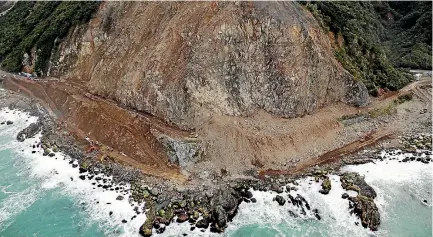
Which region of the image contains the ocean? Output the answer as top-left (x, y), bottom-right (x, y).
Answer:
top-left (0, 108), bottom-right (431, 237)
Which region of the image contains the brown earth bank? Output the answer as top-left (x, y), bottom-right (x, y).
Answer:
top-left (1, 70), bottom-right (431, 183)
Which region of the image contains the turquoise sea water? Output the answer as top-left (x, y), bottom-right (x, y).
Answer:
top-left (0, 108), bottom-right (431, 237)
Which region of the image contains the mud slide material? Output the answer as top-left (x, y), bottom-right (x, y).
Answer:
top-left (3, 77), bottom-right (187, 182)
top-left (259, 130), bottom-right (392, 177)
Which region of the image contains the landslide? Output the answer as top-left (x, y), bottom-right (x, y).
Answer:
top-left (61, 1), bottom-right (368, 129)
top-left (3, 75), bottom-right (188, 181)
top-left (1, 2), bottom-right (376, 179)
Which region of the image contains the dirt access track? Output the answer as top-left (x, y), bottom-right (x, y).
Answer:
top-left (1, 70), bottom-right (431, 181)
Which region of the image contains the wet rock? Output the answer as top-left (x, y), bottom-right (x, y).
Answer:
top-left (155, 226), bottom-right (165, 234)
top-left (109, 211), bottom-right (113, 216)
top-left (6, 121), bottom-right (13, 125)
top-left (79, 175), bottom-right (86, 180)
top-left (297, 194), bottom-right (310, 210)
top-left (250, 198), bottom-right (257, 203)
top-left (312, 208), bottom-right (321, 220)
top-left (116, 195), bottom-right (124, 201)
top-left (271, 185), bottom-right (284, 194)
top-left (342, 193), bottom-right (349, 199)
top-left (319, 177), bottom-right (331, 195)
top-left (349, 195), bottom-right (380, 231)
top-left (210, 187), bottom-right (240, 223)
top-left (274, 195), bottom-right (286, 206)
top-left (72, 164), bottom-right (78, 168)
top-left (196, 218), bottom-right (209, 229)
top-left (211, 205), bottom-right (227, 232)
top-left (139, 200), bottom-right (155, 237)
top-left (340, 172), bottom-right (376, 199)
top-left (48, 153), bottom-right (55, 157)
top-left (121, 219), bottom-right (127, 223)
top-left (177, 213), bottom-right (189, 223)
top-left (240, 190), bottom-right (253, 199)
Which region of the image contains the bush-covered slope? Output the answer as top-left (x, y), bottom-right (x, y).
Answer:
top-left (305, 1), bottom-right (431, 95)
top-left (381, 1), bottom-right (432, 70)
top-left (0, 1), bottom-right (99, 75)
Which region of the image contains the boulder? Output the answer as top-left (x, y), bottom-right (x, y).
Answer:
top-left (340, 172), bottom-right (376, 199)
top-left (274, 195), bottom-right (286, 206)
top-left (349, 195), bottom-right (380, 231)
top-left (177, 213), bottom-right (189, 223)
top-left (212, 205), bottom-right (227, 231)
top-left (271, 185), bottom-right (284, 194)
top-left (16, 122), bottom-right (41, 142)
top-left (240, 190), bottom-right (253, 199)
top-left (342, 193), bottom-right (349, 199)
top-left (196, 218), bottom-right (209, 229)
top-left (319, 177), bottom-right (331, 195)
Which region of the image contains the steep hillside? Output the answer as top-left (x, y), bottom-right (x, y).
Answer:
top-left (304, 1), bottom-right (431, 94)
top-left (0, 1), bottom-right (99, 74)
top-left (381, 1), bottom-right (432, 70)
top-left (48, 2), bottom-right (368, 128)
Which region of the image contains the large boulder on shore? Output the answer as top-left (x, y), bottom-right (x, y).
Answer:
top-left (340, 172), bottom-right (380, 231)
top-left (319, 177), bottom-right (331, 195)
top-left (274, 195), bottom-right (286, 206)
top-left (211, 205), bottom-right (228, 231)
top-left (349, 195), bottom-right (380, 231)
top-left (340, 172), bottom-right (376, 198)
top-left (210, 187), bottom-right (241, 232)
top-left (17, 122), bottom-right (42, 142)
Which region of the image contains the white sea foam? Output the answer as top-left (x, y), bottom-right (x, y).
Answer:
top-left (0, 108), bottom-right (146, 237)
top-left (160, 152), bottom-right (432, 237)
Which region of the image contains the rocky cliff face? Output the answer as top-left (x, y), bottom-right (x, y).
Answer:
top-left (50, 2), bottom-right (368, 128)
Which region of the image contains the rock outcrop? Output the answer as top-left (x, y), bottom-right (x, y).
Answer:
top-left (340, 172), bottom-right (380, 231)
top-left (50, 2), bottom-right (368, 128)
top-left (17, 122), bottom-right (42, 142)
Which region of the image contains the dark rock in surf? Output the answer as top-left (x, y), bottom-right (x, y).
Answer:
top-left (196, 218), bottom-right (209, 229)
top-left (275, 195), bottom-right (286, 206)
top-left (17, 122), bottom-right (41, 141)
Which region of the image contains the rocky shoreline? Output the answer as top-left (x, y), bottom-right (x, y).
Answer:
top-left (1, 88), bottom-right (431, 236)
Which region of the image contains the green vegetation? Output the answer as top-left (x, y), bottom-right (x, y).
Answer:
top-left (382, 2), bottom-right (432, 69)
top-left (0, 2), bottom-right (99, 75)
top-left (303, 2), bottom-right (432, 95)
top-left (395, 93), bottom-right (413, 104)
top-left (367, 102), bottom-right (397, 118)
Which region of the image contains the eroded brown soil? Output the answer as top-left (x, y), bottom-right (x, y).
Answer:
top-left (1, 70), bottom-right (431, 182)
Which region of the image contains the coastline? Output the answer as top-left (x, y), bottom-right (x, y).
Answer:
top-left (0, 85), bottom-right (431, 236)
